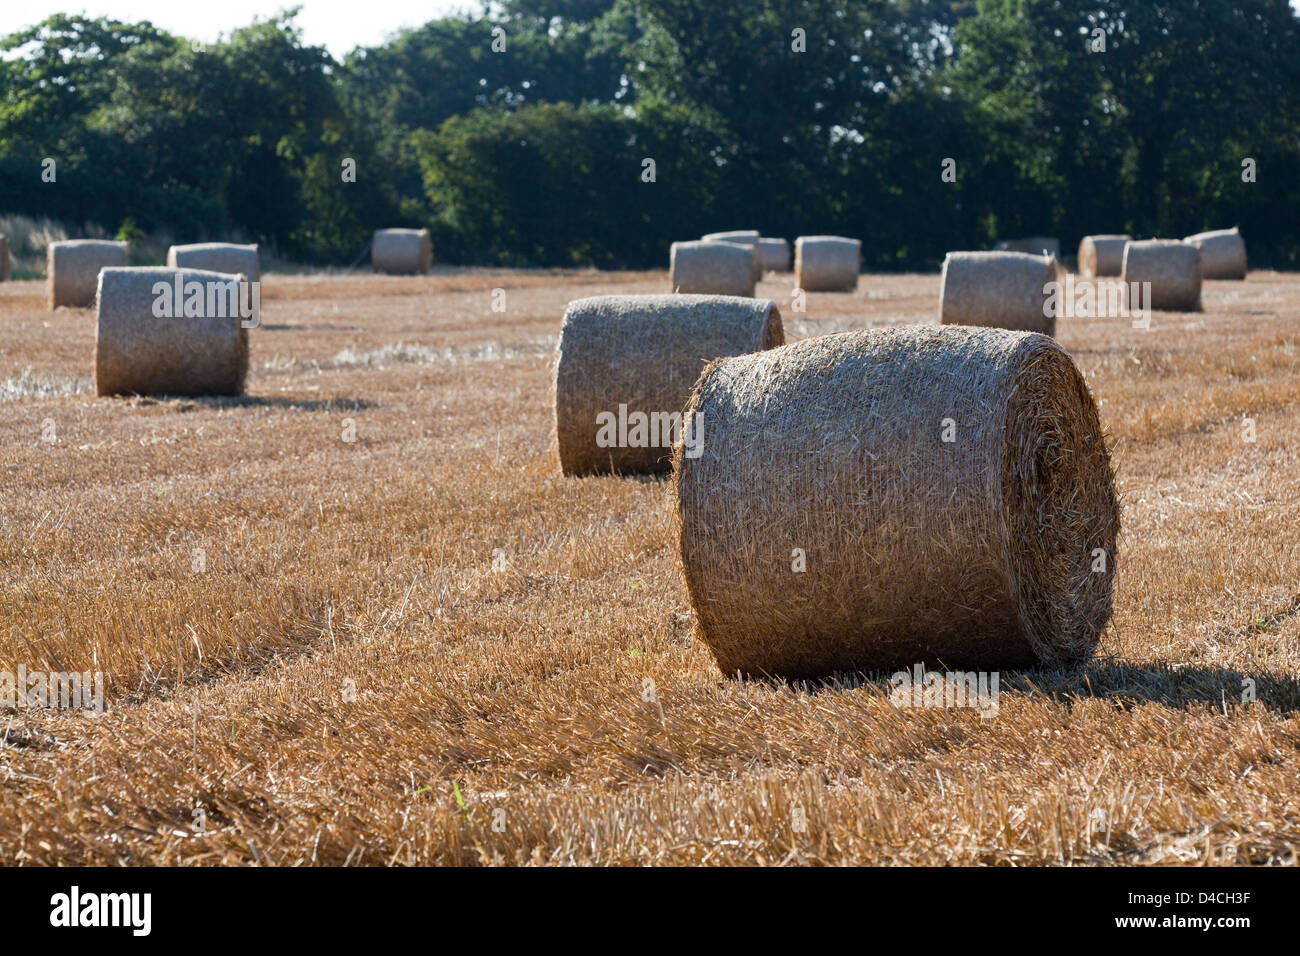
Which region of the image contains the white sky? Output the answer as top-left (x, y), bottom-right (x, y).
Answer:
top-left (5, 1), bottom-right (485, 57)
top-left (9, 2), bottom-right (1300, 57)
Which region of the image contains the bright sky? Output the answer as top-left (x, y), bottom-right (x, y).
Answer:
top-left (8, 1), bottom-right (485, 57)
top-left (11, 1), bottom-right (1300, 57)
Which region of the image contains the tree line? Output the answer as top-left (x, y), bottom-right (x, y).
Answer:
top-left (2, 0), bottom-right (1298, 269)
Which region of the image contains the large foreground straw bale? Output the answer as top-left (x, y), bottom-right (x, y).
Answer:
top-left (1077, 235), bottom-right (1130, 278)
top-left (0, 235), bottom-right (9, 282)
top-left (673, 325), bottom-right (1119, 678)
top-left (553, 294), bottom-right (783, 475)
top-left (1184, 227), bottom-right (1247, 280)
top-left (47, 240), bottom-right (129, 308)
top-left (167, 243), bottom-right (260, 283)
top-left (670, 241), bottom-right (755, 296)
top-left (794, 236), bottom-right (860, 291)
top-left (757, 238), bottom-right (791, 272)
top-left (939, 251), bottom-right (1058, 335)
top-left (1122, 240), bottom-right (1201, 310)
top-left (996, 237), bottom-right (1061, 258)
top-left (94, 267), bottom-right (249, 397)
top-left (372, 228), bottom-right (433, 275)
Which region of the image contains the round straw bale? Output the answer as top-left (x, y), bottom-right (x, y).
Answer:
top-left (94, 267), bottom-right (249, 397)
top-left (1122, 240), bottom-right (1201, 311)
top-left (701, 230), bottom-right (759, 242)
top-left (701, 235), bottom-right (761, 282)
top-left (372, 228), bottom-right (433, 275)
top-left (794, 236), bottom-right (860, 292)
top-left (757, 238), bottom-right (791, 272)
top-left (1077, 235), bottom-right (1130, 278)
top-left (672, 325), bottom-right (1119, 678)
top-left (939, 251), bottom-right (1057, 335)
top-left (47, 240), bottom-right (129, 308)
top-left (1184, 227), bottom-right (1247, 280)
top-left (553, 294), bottom-right (783, 476)
top-left (995, 237), bottom-right (1061, 258)
top-left (166, 243), bottom-right (260, 283)
top-left (670, 241), bottom-right (755, 297)
top-left (0, 234), bottom-right (9, 282)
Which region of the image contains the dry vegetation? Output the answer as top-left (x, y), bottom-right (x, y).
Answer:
top-left (1, 267), bottom-right (1299, 865)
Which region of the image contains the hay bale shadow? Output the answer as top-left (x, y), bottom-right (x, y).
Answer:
top-left (119, 394), bottom-right (378, 412)
top-left (771, 659), bottom-right (1300, 716)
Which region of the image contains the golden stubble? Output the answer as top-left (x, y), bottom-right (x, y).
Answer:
top-left (0, 269), bottom-right (1297, 865)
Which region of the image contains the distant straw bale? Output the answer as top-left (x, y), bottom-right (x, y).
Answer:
top-left (794, 236), bottom-right (860, 292)
top-left (1077, 235), bottom-right (1130, 278)
top-left (94, 267), bottom-right (249, 397)
top-left (701, 231), bottom-right (759, 242)
top-left (939, 251), bottom-right (1058, 335)
top-left (757, 238), bottom-right (791, 272)
top-left (1184, 227), bottom-right (1247, 280)
top-left (702, 233), bottom-right (762, 282)
top-left (1122, 240), bottom-right (1201, 311)
top-left (167, 243), bottom-right (260, 283)
top-left (670, 241), bottom-right (755, 297)
top-left (48, 240), bottom-right (129, 308)
top-left (996, 237), bottom-right (1061, 258)
top-left (372, 229), bottom-right (433, 275)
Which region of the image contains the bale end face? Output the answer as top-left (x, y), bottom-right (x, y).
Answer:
top-left (94, 267), bottom-right (250, 397)
top-left (1077, 235), bottom-right (1130, 278)
top-left (672, 325), bottom-right (1119, 678)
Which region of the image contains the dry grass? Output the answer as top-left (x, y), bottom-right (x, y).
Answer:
top-left (1, 268), bottom-right (1299, 865)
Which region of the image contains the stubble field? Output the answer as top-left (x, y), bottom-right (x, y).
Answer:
top-left (1, 267), bottom-right (1298, 865)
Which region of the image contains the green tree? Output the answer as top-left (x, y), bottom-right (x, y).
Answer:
top-left (416, 102), bottom-right (634, 266)
top-left (0, 15), bottom-right (178, 228)
top-left (950, 0), bottom-right (1300, 261)
top-left (630, 0), bottom-right (974, 265)
top-left (337, 2), bottom-right (640, 235)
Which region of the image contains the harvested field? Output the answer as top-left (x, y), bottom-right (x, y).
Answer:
top-left (1, 268), bottom-right (1299, 866)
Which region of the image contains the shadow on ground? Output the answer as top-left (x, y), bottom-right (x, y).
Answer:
top-left (773, 659), bottom-right (1300, 715)
top-left (118, 394), bottom-right (379, 412)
